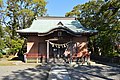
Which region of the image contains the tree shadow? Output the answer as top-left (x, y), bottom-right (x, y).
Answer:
top-left (11, 57), bottom-right (21, 61)
top-left (67, 64), bottom-right (120, 80)
top-left (2, 63), bottom-right (56, 80)
top-left (48, 65), bottom-right (71, 80)
top-left (10, 54), bottom-right (25, 62)
top-left (1, 62), bottom-right (120, 80)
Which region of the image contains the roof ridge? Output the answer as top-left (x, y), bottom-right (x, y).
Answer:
top-left (37, 16), bottom-right (76, 20)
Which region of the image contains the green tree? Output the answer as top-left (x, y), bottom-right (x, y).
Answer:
top-left (2, 0), bottom-right (47, 55)
top-left (0, 0), bottom-right (5, 55)
top-left (66, 0), bottom-right (120, 57)
top-left (0, 25), bottom-right (4, 49)
top-left (0, 0), bottom-right (2, 7)
top-left (4, 0), bottom-right (47, 39)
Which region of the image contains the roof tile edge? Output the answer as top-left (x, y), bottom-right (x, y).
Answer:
top-left (36, 16), bottom-right (76, 20)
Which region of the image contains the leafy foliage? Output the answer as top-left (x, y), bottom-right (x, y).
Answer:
top-left (66, 0), bottom-right (120, 57)
top-left (3, 0), bottom-right (47, 39)
top-left (1, 0), bottom-right (47, 55)
top-left (0, 52), bottom-right (3, 58)
top-left (6, 39), bottom-right (24, 55)
top-left (0, 25), bottom-right (5, 53)
top-left (0, 0), bottom-right (2, 7)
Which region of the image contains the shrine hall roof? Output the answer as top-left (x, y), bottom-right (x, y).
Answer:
top-left (17, 17), bottom-right (98, 36)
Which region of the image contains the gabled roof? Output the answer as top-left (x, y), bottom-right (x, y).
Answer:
top-left (17, 17), bottom-right (98, 36)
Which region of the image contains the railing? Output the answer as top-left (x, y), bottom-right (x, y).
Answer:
top-left (24, 53), bottom-right (46, 63)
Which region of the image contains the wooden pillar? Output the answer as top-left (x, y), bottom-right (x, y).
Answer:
top-left (24, 54), bottom-right (27, 63)
top-left (70, 41), bottom-right (73, 64)
top-left (46, 40), bottom-right (50, 63)
top-left (37, 58), bottom-right (38, 63)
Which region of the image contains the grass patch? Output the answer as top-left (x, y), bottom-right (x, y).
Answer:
top-left (0, 61), bottom-right (18, 66)
top-left (0, 55), bottom-right (23, 66)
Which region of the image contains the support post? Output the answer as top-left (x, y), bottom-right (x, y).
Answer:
top-left (37, 58), bottom-right (38, 63)
top-left (24, 54), bottom-right (27, 63)
top-left (47, 40), bottom-right (50, 63)
top-left (70, 41), bottom-right (73, 64)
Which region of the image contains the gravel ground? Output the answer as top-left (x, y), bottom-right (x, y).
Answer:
top-left (0, 61), bottom-right (120, 80)
top-left (0, 62), bottom-right (51, 80)
top-left (67, 62), bottom-right (120, 80)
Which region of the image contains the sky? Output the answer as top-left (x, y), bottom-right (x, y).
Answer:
top-left (46, 0), bottom-right (90, 16)
top-left (3, 0), bottom-right (90, 16)
top-left (2, 0), bottom-right (89, 27)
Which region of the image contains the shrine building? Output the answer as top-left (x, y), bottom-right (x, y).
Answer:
top-left (17, 17), bottom-right (97, 63)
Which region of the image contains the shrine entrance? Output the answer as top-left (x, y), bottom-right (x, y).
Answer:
top-left (51, 46), bottom-right (66, 60)
top-left (49, 41), bottom-right (67, 59)
top-left (46, 38), bottom-right (72, 62)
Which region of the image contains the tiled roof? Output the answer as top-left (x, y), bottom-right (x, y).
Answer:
top-left (17, 17), bottom-right (97, 35)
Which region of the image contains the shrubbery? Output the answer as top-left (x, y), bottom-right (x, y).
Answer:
top-left (0, 52), bottom-right (3, 58)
